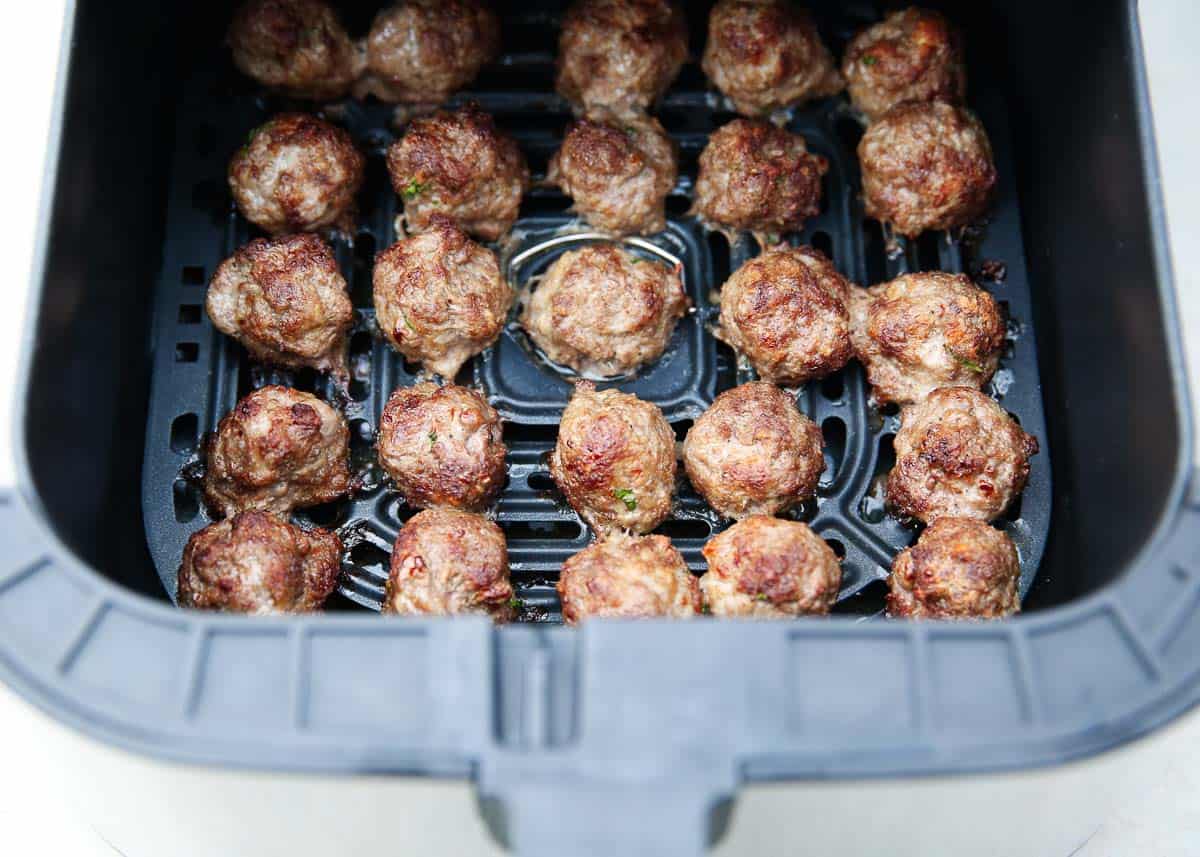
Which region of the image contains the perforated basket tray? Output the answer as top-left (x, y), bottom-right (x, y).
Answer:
top-left (140, 29), bottom-right (1050, 619)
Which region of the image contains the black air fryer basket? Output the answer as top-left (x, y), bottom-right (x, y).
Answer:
top-left (2, 1), bottom-right (1197, 854)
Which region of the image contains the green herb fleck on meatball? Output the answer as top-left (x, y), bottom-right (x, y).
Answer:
top-left (946, 345), bottom-right (985, 373)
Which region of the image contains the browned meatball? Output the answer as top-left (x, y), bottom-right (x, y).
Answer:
top-left (386, 105), bottom-right (530, 241)
top-left (206, 234), bottom-right (354, 377)
top-left (373, 219), bottom-right (512, 379)
top-left (384, 508), bottom-right (515, 620)
top-left (858, 101), bottom-right (996, 238)
top-left (693, 119), bottom-right (828, 239)
top-left (842, 7), bottom-right (965, 121)
top-left (376, 383), bottom-right (507, 511)
top-left (701, 0), bottom-right (843, 117)
top-left (683, 381), bottom-right (823, 520)
top-left (358, 0), bottom-right (500, 104)
top-left (716, 245), bottom-right (853, 386)
top-left (549, 382), bottom-right (675, 535)
top-left (228, 0), bottom-right (362, 101)
top-left (556, 0), bottom-right (688, 112)
top-left (177, 511), bottom-right (342, 614)
top-left (700, 516), bottom-right (840, 617)
top-left (887, 387), bottom-right (1039, 523)
top-left (888, 517), bottom-right (1020, 619)
top-left (557, 533), bottom-right (701, 624)
top-left (228, 113), bottom-right (364, 235)
top-left (520, 244), bottom-right (688, 377)
top-left (204, 386), bottom-right (351, 518)
top-left (850, 272), bottom-right (1004, 406)
top-left (547, 110), bottom-right (678, 236)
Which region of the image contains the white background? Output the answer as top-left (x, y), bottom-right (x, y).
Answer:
top-left (0, 1), bottom-right (1198, 854)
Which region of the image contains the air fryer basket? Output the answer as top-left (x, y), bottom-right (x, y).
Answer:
top-left (1, 1), bottom-right (1197, 855)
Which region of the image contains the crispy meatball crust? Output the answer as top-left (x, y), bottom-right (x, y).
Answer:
top-left (377, 383), bottom-right (507, 511)
top-left (550, 382), bottom-right (675, 536)
top-left (177, 511), bottom-right (342, 613)
top-left (887, 387), bottom-right (1039, 523)
top-left (373, 219), bottom-right (512, 379)
top-left (717, 245), bottom-right (853, 386)
top-left (207, 234), bottom-right (354, 376)
top-left (858, 101), bottom-right (996, 238)
top-left (229, 113), bottom-right (365, 236)
top-left (547, 110), bottom-right (679, 236)
top-left (228, 0), bottom-right (363, 100)
top-left (694, 119), bottom-right (828, 238)
top-left (556, 0), bottom-right (688, 113)
top-left (701, 0), bottom-right (843, 117)
top-left (842, 7), bottom-right (966, 121)
top-left (204, 386), bottom-right (352, 518)
top-left (384, 509), bottom-right (515, 620)
top-left (849, 272), bottom-right (1004, 406)
top-left (557, 533), bottom-right (701, 624)
top-left (683, 381), bottom-right (824, 520)
top-left (888, 517), bottom-right (1020, 619)
top-left (520, 244), bottom-right (688, 377)
top-left (386, 105), bottom-right (530, 241)
top-left (358, 0), bottom-right (500, 104)
top-left (700, 516), bottom-right (841, 617)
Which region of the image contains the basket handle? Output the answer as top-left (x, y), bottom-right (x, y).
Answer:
top-left (479, 624), bottom-right (740, 855)
top-left (486, 779), bottom-right (725, 857)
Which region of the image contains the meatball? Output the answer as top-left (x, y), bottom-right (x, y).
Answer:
top-left (887, 386), bottom-right (1039, 523)
top-left (701, 0), bottom-right (843, 117)
top-left (547, 110), bottom-right (678, 236)
top-left (842, 7), bottom-right (966, 121)
top-left (683, 381), bottom-right (824, 520)
top-left (204, 386), bottom-right (351, 518)
top-left (228, 113), bottom-right (365, 235)
top-left (177, 511), bottom-right (342, 614)
top-left (383, 508), bottom-right (515, 620)
top-left (557, 533), bottom-right (701, 624)
top-left (693, 119), bottom-right (828, 238)
top-left (850, 272), bottom-right (1005, 406)
top-left (550, 382), bottom-right (675, 535)
top-left (556, 0), bottom-right (688, 113)
top-left (373, 219), bottom-right (512, 379)
top-left (358, 0), bottom-right (500, 104)
top-left (700, 516), bottom-right (840, 617)
top-left (228, 0), bottom-right (363, 100)
top-left (520, 244), bottom-right (688, 377)
top-left (206, 233), bottom-right (354, 376)
top-left (716, 245), bottom-right (853, 386)
top-left (372, 217), bottom-right (508, 376)
top-left (888, 517), bottom-right (1020, 619)
top-left (858, 101), bottom-right (997, 238)
top-left (376, 383), bottom-right (507, 511)
top-left (386, 105), bottom-right (530, 241)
